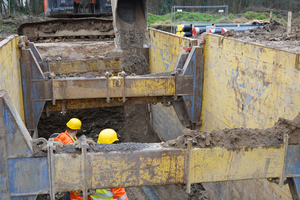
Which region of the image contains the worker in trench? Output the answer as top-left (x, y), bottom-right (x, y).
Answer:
top-left (50, 118), bottom-right (90, 200)
top-left (89, 128), bottom-right (129, 200)
top-left (53, 118), bottom-right (81, 145)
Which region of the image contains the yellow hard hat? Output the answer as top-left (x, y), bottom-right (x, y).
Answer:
top-left (66, 118), bottom-right (82, 130)
top-left (97, 129), bottom-right (118, 144)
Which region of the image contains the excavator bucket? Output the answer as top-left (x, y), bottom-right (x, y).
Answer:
top-left (112, 0), bottom-right (150, 49)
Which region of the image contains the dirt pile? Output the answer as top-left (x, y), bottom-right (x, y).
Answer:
top-left (164, 113), bottom-right (300, 149)
top-left (36, 41), bottom-right (117, 60)
top-left (36, 41), bottom-right (150, 75)
top-left (223, 17), bottom-right (300, 52)
top-left (230, 19), bottom-right (285, 41)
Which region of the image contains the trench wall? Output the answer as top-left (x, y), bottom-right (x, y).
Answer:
top-left (0, 35), bottom-right (25, 121)
top-left (201, 34), bottom-right (300, 131)
top-left (148, 28), bottom-right (190, 141)
top-left (148, 30), bottom-right (296, 199)
top-left (200, 34), bottom-right (300, 199)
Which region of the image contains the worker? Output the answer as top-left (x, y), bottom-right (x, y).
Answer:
top-left (90, 129), bottom-right (129, 200)
top-left (54, 118), bottom-right (82, 144)
top-left (54, 118), bottom-right (90, 200)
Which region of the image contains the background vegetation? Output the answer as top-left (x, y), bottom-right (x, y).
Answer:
top-left (0, 0), bottom-right (299, 17)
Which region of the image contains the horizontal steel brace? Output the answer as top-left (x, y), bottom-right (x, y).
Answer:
top-left (46, 97), bottom-right (173, 112)
top-left (51, 141), bottom-right (287, 192)
top-left (52, 76), bottom-right (193, 100)
top-left (54, 147), bottom-right (187, 191)
top-left (41, 57), bottom-right (122, 75)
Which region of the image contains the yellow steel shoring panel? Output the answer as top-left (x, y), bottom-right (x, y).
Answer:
top-left (201, 34), bottom-right (300, 131)
top-left (128, 77), bottom-right (175, 97)
top-left (0, 35), bottom-right (25, 121)
top-left (49, 58), bottom-right (121, 74)
top-left (54, 154), bottom-right (83, 191)
top-left (149, 28), bottom-right (191, 73)
top-left (189, 145), bottom-right (285, 184)
top-left (54, 149), bottom-right (186, 191)
top-left (53, 76), bottom-right (175, 99)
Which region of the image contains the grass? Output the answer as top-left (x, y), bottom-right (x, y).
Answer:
top-left (147, 11), bottom-right (287, 27)
top-left (1, 25), bottom-right (12, 30)
top-left (0, 25), bottom-right (14, 32)
top-left (148, 11), bottom-right (223, 26)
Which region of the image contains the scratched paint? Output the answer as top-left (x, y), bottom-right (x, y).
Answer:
top-left (190, 145), bottom-right (285, 183)
top-left (231, 61), bottom-right (270, 111)
top-left (149, 28), bottom-right (190, 73)
top-left (201, 34), bottom-right (300, 131)
top-left (54, 149), bottom-right (186, 191)
top-left (0, 36), bottom-right (25, 121)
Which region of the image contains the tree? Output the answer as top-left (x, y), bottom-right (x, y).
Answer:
top-left (160, 0), bottom-right (173, 14)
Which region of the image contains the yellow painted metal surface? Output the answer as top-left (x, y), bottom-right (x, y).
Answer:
top-left (149, 28), bottom-right (196, 73)
top-left (49, 58), bottom-right (121, 74)
top-left (53, 143), bottom-right (290, 193)
top-left (0, 35), bottom-right (25, 121)
top-left (53, 148), bottom-right (186, 191)
top-left (46, 97), bottom-right (164, 112)
top-left (189, 145), bottom-right (285, 184)
top-left (201, 34), bottom-right (300, 131)
top-left (53, 76), bottom-right (175, 99)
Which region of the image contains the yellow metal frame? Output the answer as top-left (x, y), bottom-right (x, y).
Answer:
top-left (149, 28), bottom-right (197, 73)
top-left (48, 58), bottom-right (122, 74)
top-left (51, 141), bottom-right (288, 192)
top-left (53, 148), bottom-right (187, 191)
top-left (53, 76), bottom-right (176, 99)
top-left (201, 34), bottom-right (300, 131)
top-left (0, 35), bottom-right (25, 121)
top-left (190, 145), bottom-right (286, 183)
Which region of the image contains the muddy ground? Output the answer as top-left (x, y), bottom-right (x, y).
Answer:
top-left (164, 113), bottom-right (300, 149)
top-left (222, 16), bottom-right (300, 52)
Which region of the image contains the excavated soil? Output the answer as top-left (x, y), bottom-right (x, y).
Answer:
top-left (53, 142), bottom-right (157, 154)
top-left (36, 41), bottom-right (117, 60)
top-left (224, 17), bottom-right (300, 52)
top-left (36, 41), bottom-right (150, 75)
top-left (164, 113), bottom-right (300, 149)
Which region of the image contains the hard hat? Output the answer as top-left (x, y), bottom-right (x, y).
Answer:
top-left (97, 129), bottom-right (118, 144)
top-left (66, 118), bottom-right (82, 130)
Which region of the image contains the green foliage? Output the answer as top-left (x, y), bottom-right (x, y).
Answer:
top-left (228, 13), bottom-right (235, 21)
top-left (160, 0), bottom-right (173, 15)
top-left (1, 25), bottom-right (12, 30)
top-left (243, 11), bottom-right (282, 21)
top-left (2, 19), bottom-right (19, 25)
top-left (148, 11), bottom-right (224, 26)
top-left (148, 11), bottom-right (287, 27)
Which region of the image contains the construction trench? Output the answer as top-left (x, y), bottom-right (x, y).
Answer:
top-left (2, 4), bottom-right (300, 199)
top-left (34, 38), bottom-right (199, 200)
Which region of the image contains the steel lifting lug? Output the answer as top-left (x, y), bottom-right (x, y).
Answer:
top-left (73, 135), bottom-right (95, 149)
top-left (118, 71), bottom-right (128, 102)
top-left (31, 137), bottom-right (48, 150)
top-left (105, 71), bottom-right (113, 103)
top-left (42, 138), bottom-right (63, 152)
